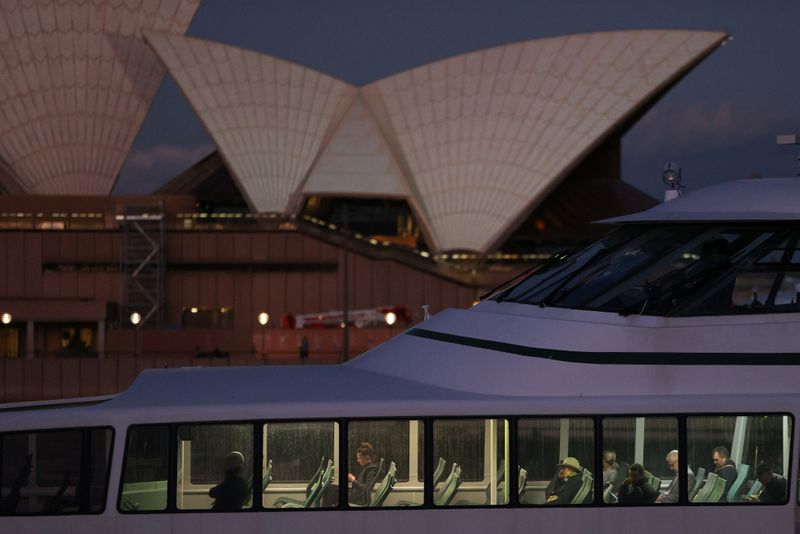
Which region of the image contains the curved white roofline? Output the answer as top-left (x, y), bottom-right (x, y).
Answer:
top-left (601, 178), bottom-right (800, 223)
top-left (0, 0), bottom-right (200, 195)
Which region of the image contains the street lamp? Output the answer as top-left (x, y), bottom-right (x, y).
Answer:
top-left (257, 312), bottom-right (269, 357)
top-left (130, 312), bottom-right (141, 357)
top-left (1, 312), bottom-right (11, 325)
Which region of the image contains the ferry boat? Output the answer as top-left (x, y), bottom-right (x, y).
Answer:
top-left (1, 177), bottom-right (799, 533)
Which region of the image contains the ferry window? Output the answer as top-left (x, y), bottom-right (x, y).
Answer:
top-left (687, 415), bottom-right (791, 504)
top-left (517, 417), bottom-right (594, 506)
top-left (2, 428), bottom-right (112, 515)
top-left (176, 423), bottom-right (253, 511)
top-left (601, 417), bottom-right (677, 505)
top-left (347, 419), bottom-right (423, 507)
top-left (120, 425), bottom-right (169, 512)
top-left (432, 418), bottom-right (508, 506)
top-left (262, 421), bottom-right (338, 509)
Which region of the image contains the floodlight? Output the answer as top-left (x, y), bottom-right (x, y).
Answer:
top-left (1, 313), bottom-right (11, 325)
top-left (662, 162), bottom-right (682, 188)
top-left (384, 312), bottom-right (397, 326)
top-left (258, 312), bottom-right (270, 326)
top-left (130, 312), bottom-right (142, 326)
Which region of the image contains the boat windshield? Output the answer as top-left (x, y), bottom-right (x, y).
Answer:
top-left (496, 223), bottom-right (800, 316)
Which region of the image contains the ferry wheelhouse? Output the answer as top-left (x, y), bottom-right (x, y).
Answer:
top-left (2, 178), bottom-right (800, 533)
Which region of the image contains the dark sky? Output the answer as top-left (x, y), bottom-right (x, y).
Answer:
top-left (114, 0), bottom-right (800, 199)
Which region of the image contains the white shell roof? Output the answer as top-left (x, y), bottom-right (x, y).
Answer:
top-left (144, 32), bottom-right (358, 213)
top-left (0, 0), bottom-right (199, 194)
top-left (602, 178), bottom-right (800, 223)
top-left (302, 96), bottom-right (408, 198)
top-left (361, 30), bottom-right (727, 252)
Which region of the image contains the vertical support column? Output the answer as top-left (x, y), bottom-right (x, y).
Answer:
top-left (634, 417), bottom-right (645, 465)
top-left (408, 420), bottom-right (420, 483)
top-left (731, 416), bottom-right (748, 466)
top-left (782, 415), bottom-right (790, 475)
top-left (97, 320), bottom-right (106, 360)
top-left (559, 418), bottom-right (570, 460)
top-left (487, 418), bottom-right (497, 505)
top-left (25, 320), bottom-right (34, 359)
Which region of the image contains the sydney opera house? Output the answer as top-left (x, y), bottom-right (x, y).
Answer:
top-left (0, 0), bottom-right (727, 400)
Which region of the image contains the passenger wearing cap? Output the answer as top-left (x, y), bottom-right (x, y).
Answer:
top-left (210, 450), bottom-right (250, 511)
top-left (545, 457), bottom-right (584, 504)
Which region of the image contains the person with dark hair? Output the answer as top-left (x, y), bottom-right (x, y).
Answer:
top-left (752, 463), bottom-right (787, 503)
top-left (544, 457), bottom-right (586, 505)
top-left (210, 451), bottom-right (249, 511)
top-left (348, 442), bottom-right (379, 505)
top-left (618, 464), bottom-right (657, 505)
top-left (712, 446), bottom-right (737, 500)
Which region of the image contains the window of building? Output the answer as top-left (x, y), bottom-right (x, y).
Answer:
top-left (432, 418), bottom-right (508, 506)
top-left (0, 327), bottom-right (21, 358)
top-left (120, 425), bottom-right (169, 512)
top-left (602, 417), bottom-right (678, 505)
top-left (347, 419), bottom-right (423, 507)
top-left (262, 421), bottom-right (338, 509)
top-left (1, 428), bottom-right (112, 515)
top-left (176, 423), bottom-right (253, 511)
top-left (687, 414), bottom-right (791, 504)
top-left (517, 417), bottom-right (594, 506)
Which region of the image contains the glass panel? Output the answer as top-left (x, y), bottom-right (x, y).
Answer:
top-left (432, 419), bottom-right (507, 506)
top-left (774, 272), bottom-right (800, 307)
top-left (347, 420), bottom-right (423, 507)
top-left (176, 423), bottom-right (253, 511)
top-left (1, 430), bottom-right (81, 514)
top-left (262, 421), bottom-right (338, 508)
top-left (688, 415), bottom-right (791, 504)
top-left (517, 417), bottom-right (594, 506)
top-left (88, 429), bottom-right (113, 512)
top-left (602, 417), bottom-right (678, 505)
top-left (120, 425), bottom-right (169, 512)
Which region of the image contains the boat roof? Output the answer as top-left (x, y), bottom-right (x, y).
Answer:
top-left (601, 178), bottom-right (800, 223)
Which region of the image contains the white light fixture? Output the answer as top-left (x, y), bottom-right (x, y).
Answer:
top-left (130, 312), bottom-right (141, 326)
top-left (384, 311), bottom-right (397, 326)
top-left (662, 162), bottom-right (682, 188)
top-left (190, 307), bottom-right (199, 314)
top-left (257, 312), bottom-right (270, 326)
top-left (1, 312), bottom-right (11, 324)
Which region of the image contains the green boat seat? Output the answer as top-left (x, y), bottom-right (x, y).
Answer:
top-left (274, 456), bottom-right (327, 507)
top-left (434, 463), bottom-right (462, 506)
top-left (688, 468), bottom-right (706, 501)
top-left (432, 457), bottom-right (447, 489)
top-left (571, 469), bottom-right (594, 504)
top-left (281, 459), bottom-right (334, 509)
top-left (727, 464), bottom-right (749, 503)
top-left (369, 461), bottom-right (397, 507)
top-left (517, 467), bottom-right (528, 499)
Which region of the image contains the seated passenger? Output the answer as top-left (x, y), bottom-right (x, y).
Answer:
top-left (752, 463), bottom-right (787, 503)
top-left (656, 450), bottom-right (694, 503)
top-left (210, 451), bottom-right (249, 511)
top-left (618, 464), bottom-right (657, 505)
top-left (602, 450), bottom-right (619, 489)
top-left (712, 446), bottom-right (737, 500)
top-left (545, 457), bottom-right (584, 505)
top-left (348, 442), bottom-right (379, 505)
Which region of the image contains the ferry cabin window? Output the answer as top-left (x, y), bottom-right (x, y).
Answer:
top-left (347, 420), bottom-right (424, 507)
top-left (120, 425), bottom-right (169, 512)
top-left (687, 415), bottom-right (791, 504)
top-left (1, 428), bottom-right (112, 515)
top-left (262, 421), bottom-right (338, 509)
top-left (496, 224), bottom-right (790, 316)
top-left (517, 418), bottom-right (594, 505)
top-left (602, 417), bottom-right (678, 505)
top-left (176, 423), bottom-right (254, 511)
top-left (432, 419), bottom-right (508, 506)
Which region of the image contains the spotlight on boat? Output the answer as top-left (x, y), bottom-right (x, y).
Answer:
top-left (384, 311), bottom-right (397, 326)
top-left (662, 162), bottom-right (682, 202)
top-left (1, 312), bottom-right (11, 325)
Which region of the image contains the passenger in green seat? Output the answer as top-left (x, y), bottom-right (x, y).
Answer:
top-left (753, 463), bottom-right (787, 503)
top-left (210, 451), bottom-right (250, 511)
top-left (348, 442), bottom-right (379, 505)
top-left (618, 464), bottom-right (657, 504)
top-left (656, 450), bottom-right (694, 503)
top-left (712, 446), bottom-right (737, 501)
top-left (544, 457), bottom-right (584, 505)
